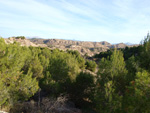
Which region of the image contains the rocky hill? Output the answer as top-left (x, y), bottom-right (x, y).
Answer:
top-left (29, 38), bottom-right (138, 56)
top-left (4, 37), bottom-right (48, 48)
top-left (4, 37), bottom-right (138, 56)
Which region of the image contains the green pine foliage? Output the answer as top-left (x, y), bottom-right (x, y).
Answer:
top-left (72, 72), bottom-right (94, 104)
top-left (139, 33), bottom-right (150, 71)
top-left (85, 60), bottom-right (97, 72)
top-left (0, 78), bottom-right (8, 106)
top-left (1, 33), bottom-right (150, 113)
top-left (95, 49), bottom-right (127, 112)
top-left (48, 50), bottom-right (80, 82)
top-left (0, 38), bottom-right (39, 108)
top-left (124, 70), bottom-right (150, 113)
top-left (67, 50), bottom-right (86, 69)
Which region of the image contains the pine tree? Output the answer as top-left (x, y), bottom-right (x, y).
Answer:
top-left (140, 32), bottom-right (150, 71)
top-left (0, 39), bottom-right (39, 107)
top-left (125, 70), bottom-right (150, 112)
top-left (95, 49), bottom-right (127, 112)
top-left (48, 50), bottom-right (79, 82)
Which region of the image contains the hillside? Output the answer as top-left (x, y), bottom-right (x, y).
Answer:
top-left (4, 37), bottom-right (48, 48)
top-left (29, 38), bottom-right (138, 56)
top-left (3, 37), bottom-right (138, 56)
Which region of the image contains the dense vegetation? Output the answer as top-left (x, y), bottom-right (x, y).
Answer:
top-left (1, 33), bottom-right (150, 113)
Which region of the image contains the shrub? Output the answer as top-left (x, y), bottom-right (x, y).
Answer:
top-left (85, 60), bottom-right (97, 72)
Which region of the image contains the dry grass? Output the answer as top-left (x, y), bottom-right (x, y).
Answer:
top-left (10, 96), bottom-right (81, 113)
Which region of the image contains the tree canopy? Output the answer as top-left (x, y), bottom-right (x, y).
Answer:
top-left (1, 34), bottom-right (150, 113)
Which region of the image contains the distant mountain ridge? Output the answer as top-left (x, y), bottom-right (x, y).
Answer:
top-left (29, 38), bottom-right (138, 56)
top-left (3, 37), bottom-right (138, 56)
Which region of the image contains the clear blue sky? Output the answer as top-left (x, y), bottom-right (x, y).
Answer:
top-left (0, 0), bottom-right (150, 44)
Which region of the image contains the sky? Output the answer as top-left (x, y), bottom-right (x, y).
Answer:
top-left (0, 0), bottom-right (150, 44)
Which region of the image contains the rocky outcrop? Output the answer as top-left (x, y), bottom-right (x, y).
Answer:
top-left (4, 38), bottom-right (47, 48)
